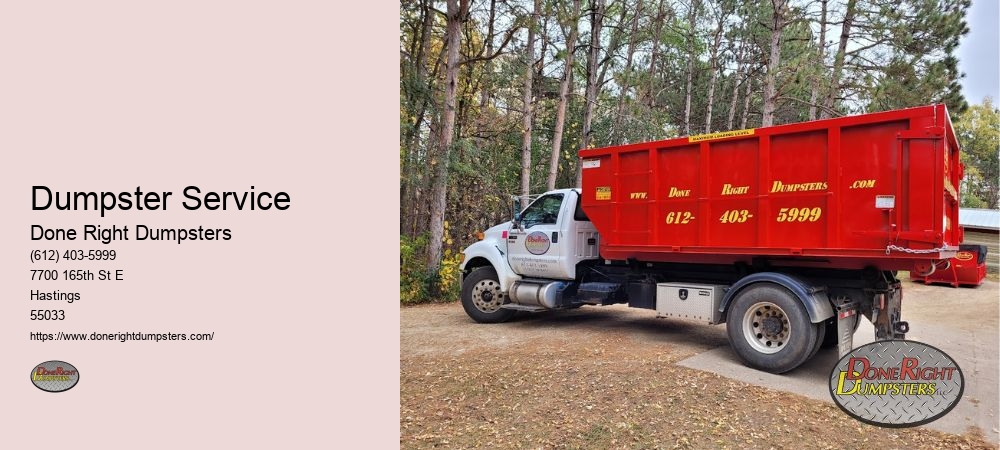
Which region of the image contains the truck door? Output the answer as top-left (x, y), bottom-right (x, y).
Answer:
top-left (507, 193), bottom-right (568, 279)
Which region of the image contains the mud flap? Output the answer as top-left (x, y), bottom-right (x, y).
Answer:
top-left (834, 299), bottom-right (859, 358)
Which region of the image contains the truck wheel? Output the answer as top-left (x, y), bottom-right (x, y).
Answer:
top-left (726, 284), bottom-right (818, 373)
top-left (461, 267), bottom-right (515, 323)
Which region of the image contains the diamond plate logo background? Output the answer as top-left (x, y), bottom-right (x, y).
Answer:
top-left (31, 360), bottom-right (80, 393)
top-left (829, 340), bottom-right (963, 427)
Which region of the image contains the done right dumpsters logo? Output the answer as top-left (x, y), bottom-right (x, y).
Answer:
top-left (31, 360), bottom-right (80, 393)
top-left (955, 251), bottom-right (974, 261)
top-left (524, 231), bottom-right (550, 255)
top-left (829, 340), bottom-right (962, 427)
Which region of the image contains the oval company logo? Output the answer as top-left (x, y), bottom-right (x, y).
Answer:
top-left (829, 340), bottom-right (962, 427)
top-left (31, 360), bottom-right (80, 393)
top-left (954, 251), bottom-right (974, 262)
top-left (524, 231), bottom-right (550, 255)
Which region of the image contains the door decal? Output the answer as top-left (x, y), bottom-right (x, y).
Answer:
top-left (525, 231), bottom-right (551, 255)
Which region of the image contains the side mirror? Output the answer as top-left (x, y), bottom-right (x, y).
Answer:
top-left (511, 197), bottom-right (523, 229)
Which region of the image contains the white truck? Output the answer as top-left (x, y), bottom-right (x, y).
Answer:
top-left (457, 106), bottom-right (962, 373)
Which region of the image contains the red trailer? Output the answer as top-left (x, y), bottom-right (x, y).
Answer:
top-left (460, 105), bottom-right (963, 373)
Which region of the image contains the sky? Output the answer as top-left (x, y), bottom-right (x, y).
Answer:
top-left (956, 0), bottom-right (1000, 105)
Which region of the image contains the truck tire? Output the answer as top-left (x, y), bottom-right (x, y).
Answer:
top-left (461, 267), bottom-right (515, 323)
top-left (808, 318), bottom-right (826, 359)
top-left (726, 284), bottom-right (818, 374)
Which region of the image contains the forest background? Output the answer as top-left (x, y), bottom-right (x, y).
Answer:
top-left (399, 0), bottom-right (1000, 303)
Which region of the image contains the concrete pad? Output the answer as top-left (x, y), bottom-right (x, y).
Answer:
top-left (679, 279), bottom-right (999, 442)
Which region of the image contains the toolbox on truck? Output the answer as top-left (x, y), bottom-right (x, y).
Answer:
top-left (655, 283), bottom-right (725, 324)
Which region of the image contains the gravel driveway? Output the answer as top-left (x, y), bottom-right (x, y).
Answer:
top-left (401, 278), bottom-right (998, 449)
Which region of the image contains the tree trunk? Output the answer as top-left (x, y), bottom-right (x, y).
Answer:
top-left (645, 0), bottom-right (665, 108)
top-left (611, 0), bottom-right (641, 144)
top-left (548, 0), bottom-right (582, 190)
top-left (822, 0), bottom-right (856, 119)
top-left (535, 9), bottom-right (550, 82)
top-left (808, 0), bottom-right (827, 120)
top-left (595, 5), bottom-right (627, 96)
top-left (401, 0), bottom-right (436, 237)
top-left (520, 0), bottom-right (541, 206)
top-left (577, 0), bottom-right (605, 187)
top-left (741, 77), bottom-right (753, 128)
top-left (727, 77), bottom-right (741, 131)
top-left (727, 40), bottom-right (746, 130)
top-left (477, 0), bottom-right (497, 149)
top-left (761, 0), bottom-right (786, 127)
top-left (704, 7), bottom-right (724, 133)
top-left (683, 0), bottom-right (700, 135)
top-left (426, 0), bottom-right (469, 272)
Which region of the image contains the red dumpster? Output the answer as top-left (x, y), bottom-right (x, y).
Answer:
top-left (910, 243), bottom-right (988, 287)
top-left (579, 104), bottom-right (963, 273)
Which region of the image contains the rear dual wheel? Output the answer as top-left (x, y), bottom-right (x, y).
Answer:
top-left (726, 284), bottom-right (819, 374)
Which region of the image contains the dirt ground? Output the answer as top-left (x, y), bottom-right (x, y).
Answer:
top-left (401, 279), bottom-right (998, 449)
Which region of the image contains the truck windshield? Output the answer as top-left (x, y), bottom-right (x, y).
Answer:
top-left (520, 194), bottom-right (563, 228)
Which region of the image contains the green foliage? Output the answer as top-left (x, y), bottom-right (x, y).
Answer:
top-left (955, 98), bottom-right (1000, 209)
top-left (400, 234), bottom-right (432, 304)
top-left (960, 190), bottom-right (986, 209)
top-left (400, 231), bottom-right (463, 304)
top-left (858, 0), bottom-right (969, 115)
top-left (399, 0), bottom-right (978, 299)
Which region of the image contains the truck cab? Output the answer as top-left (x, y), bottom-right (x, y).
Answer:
top-left (505, 189), bottom-right (600, 280)
top-left (459, 189), bottom-right (602, 322)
